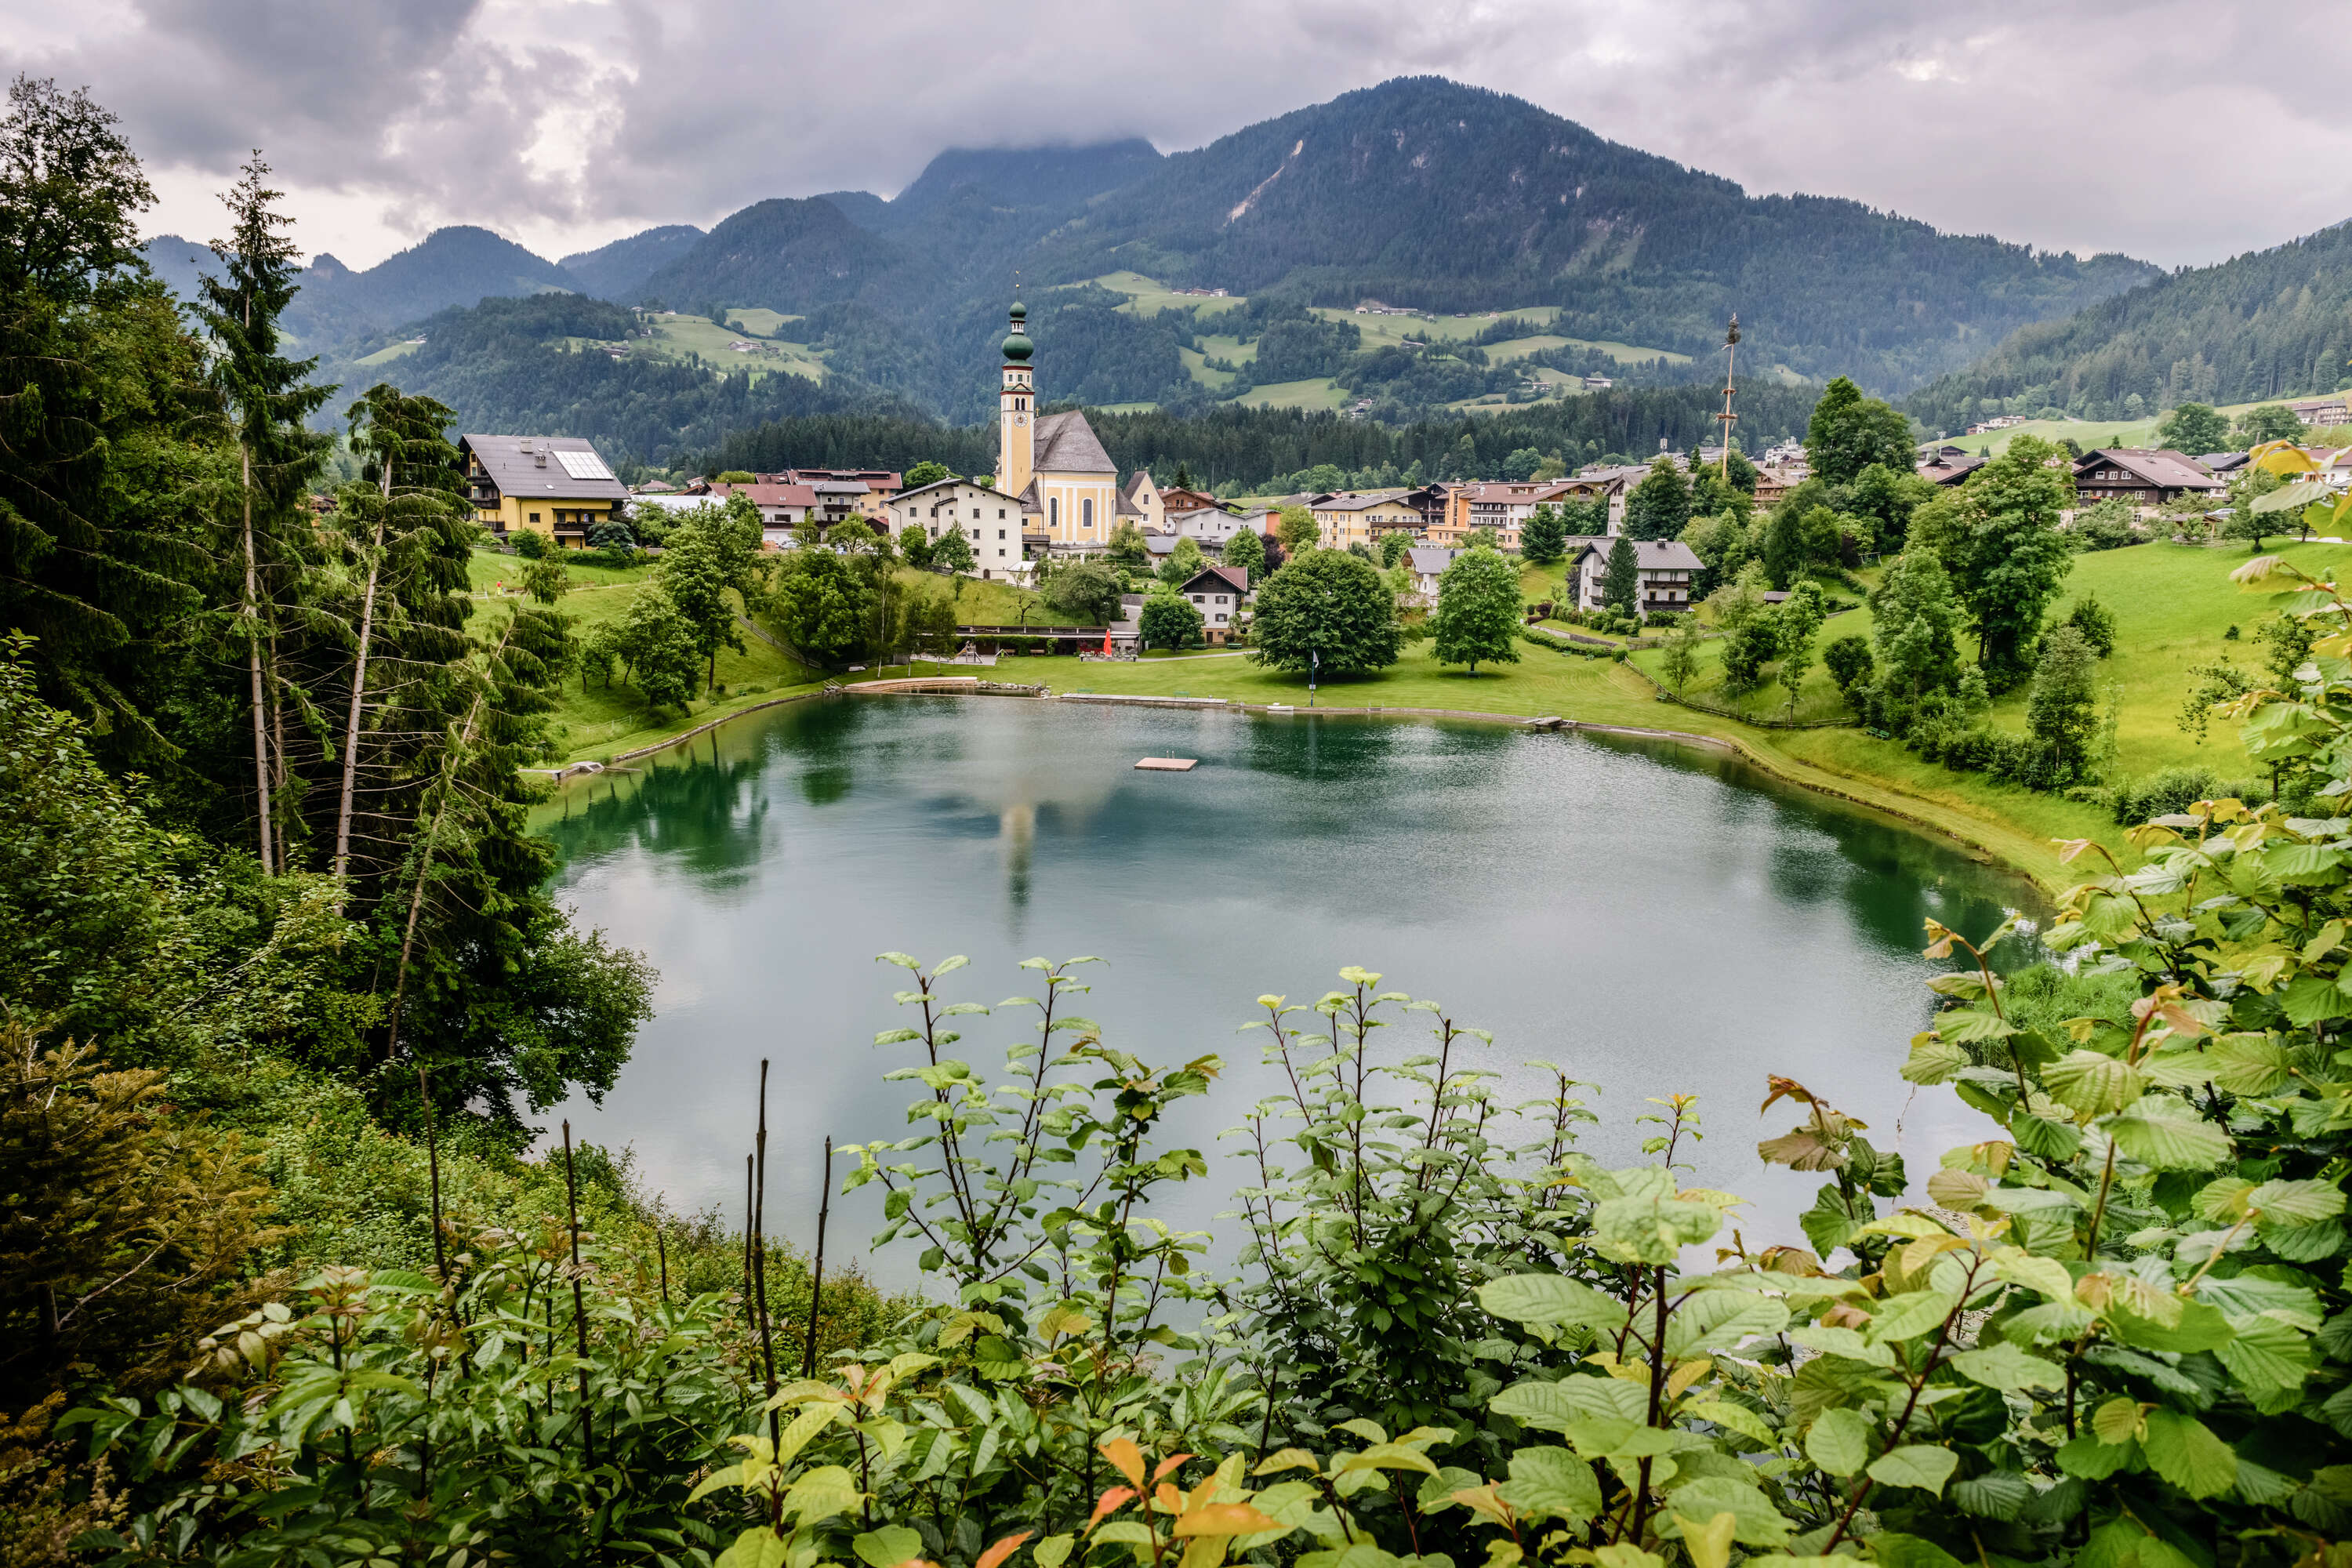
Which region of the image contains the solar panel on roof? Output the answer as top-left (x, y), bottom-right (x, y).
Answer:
top-left (556, 449), bottom-right (614, 481)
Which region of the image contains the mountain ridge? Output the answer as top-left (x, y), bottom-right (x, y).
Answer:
top-left (1905, 218), bottom-right (2352, 431)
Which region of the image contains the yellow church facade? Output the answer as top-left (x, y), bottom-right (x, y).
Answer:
top-left (994, 300), bottom-right (1146, 555)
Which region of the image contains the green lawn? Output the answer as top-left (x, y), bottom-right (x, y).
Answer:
top-left (615, 311), bottom-right (830, 383)
top-left (1179, 347), bottom-right (1239, 390)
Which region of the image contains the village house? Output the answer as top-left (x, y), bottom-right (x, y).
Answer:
top-left (457, 434), bottom-right (629, 547)
top-left (2291, 397), bottom-right (2352, 429)
top-left (705, 481), bottom-right (818, 543)
top-left (1173, 564), bottom-right (1251, 643)
top-left (1121, 471), bottom-right (1168, 532)
top-left (1153, 483), bottom-right (1221, 517)
top-left (777, 468), bottom-right (902, 520)
top-left (1403, 546), bottom-right (1458, 604)
top-left (1917, 448), bottom-right (1987, 487)
top-left (1169, 506), bottom-right (1251, 549)
top-left (1311, 491), bottom-right (1424, 550)
top-left (891, 477), bottom-right (1032, 580)
top-left (1571, 538), bottom-right (1704, 615)
top-left (2071, 449), bottom-right (2224, 508)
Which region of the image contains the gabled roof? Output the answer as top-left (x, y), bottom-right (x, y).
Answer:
top-left (1178, 564), bottom-right (1249, 596)
top-left (1033, 410), bottom-right (1117, 474)
top-left (707, 482), bottom-right (817, 507)
top-left (459, 434), bottom-right (630, 501)
top-left (1406, 547), bottom-right (1459, 574)
top-left (2073, 448), bottom-right (2223, 491)
top-left (1315, 492), bottom-right (1419, 512)
top-left (896, 477), bottom-right (1025, 507)
top-left (1575, 538), bottom-right (1702, 571)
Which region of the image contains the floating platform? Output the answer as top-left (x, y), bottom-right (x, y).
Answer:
top-left (1134, 757), bottom-right (1198, 771)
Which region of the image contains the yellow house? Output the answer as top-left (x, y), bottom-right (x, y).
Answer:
top-left (459, 434), bottom-right (630, 546)
top-left (993, 300), bottom-right (1148, 555)
top-left (1312, 492), bottom-right (1423, 550)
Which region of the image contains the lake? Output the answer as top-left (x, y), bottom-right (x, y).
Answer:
top-left (536, 695), bottom-right (2037, 1276)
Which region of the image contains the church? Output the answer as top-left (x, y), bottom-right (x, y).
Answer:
top-left (996, 301), bottom-right (1157, 557)
top-left (888, 299), bottom-right (1160, 579)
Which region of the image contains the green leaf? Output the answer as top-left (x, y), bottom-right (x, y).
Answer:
top-left (1491, 1374), bottom-right (1646, 1431)
top-left (1663, 1292), bottom-right (1790, 1359)
top-left (2104, 1100), bottom-right (2232, 1170)
top-left (1866, 1445), bottom-right (1959, 1498)
top-left (2138, 1409), bottom-right (2236, 1500)
top-left (1865, 1291), bottom-right (1958, 1345)
top-left (2010, 1112), bottom-right (2082, 1160)
top-left (1948, 1470), bottom-right (2034, 1522)
top-left (2208, 1034), bottom-right (2292, 1095)
top-left (714, 1530), bottom-right (792, 1568)
top-left (1948, 1341), bottom-right (2064, 1392)
top-left (1805, 1407), bottom-right (1871, 1477)
top-left (2042, 1051), bottom-right (2143, 1118)
top-left (2215, 1314), bottom-right (2313, 1392)
top-left (1499, 1446), bottom-right (1600, 1523)
top-left (1902, 1036), bottom-right (1970, 1085)
top-left (1686, 1400), bottom-right (1777, 1449)
top-left (2056, 1433), bottom-right (2139, 1479)
top-left (2250, 1178), bottom-right (2348, 1227)
top-left (1657, 1477), bottom-right (1793, 1548)
top-left (854, 1528), bottom-right (925, 1568)
top-left (1034, 1536), bottom-right (1074, 1568)
top-left (1478, 1274), bottom-right (1631, 1331)
top-left (2110, 1298), bottom-right (2234, 1354)
top-left (1865, 1534), bottom-right (1967, 1568)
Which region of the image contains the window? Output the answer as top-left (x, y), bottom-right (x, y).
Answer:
top-left (1049, 498), bottom-right (1058, 528)
top-left (998, 529), bottom-right (1006, 539)
top-left (1081, 499), bottom-right (1094, 530)
top-left (528, 511), bottom-right (540, 523)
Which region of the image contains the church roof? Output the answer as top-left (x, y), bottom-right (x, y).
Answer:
top-left (1033, 410), bottom-right (1117, 475)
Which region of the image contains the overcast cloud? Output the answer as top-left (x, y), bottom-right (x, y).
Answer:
top-left (5, 0), bottom-right (2346, 273)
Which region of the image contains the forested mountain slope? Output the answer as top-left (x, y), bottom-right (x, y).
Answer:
top-left (561, 223), bottom-right (706, 300)
top-left (1018, 78), bottom-right (2156, 391)
top-left (1906, 219), bottom-right (2352, 430)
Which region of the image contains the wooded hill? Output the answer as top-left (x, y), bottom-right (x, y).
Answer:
top-left (143, 76), bottom-right (2162, 439)
top-left (1905, 219), bottom-right (2352, 432)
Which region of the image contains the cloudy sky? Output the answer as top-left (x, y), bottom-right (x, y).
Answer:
top-left (5, 0), bottom-right (2345, 273)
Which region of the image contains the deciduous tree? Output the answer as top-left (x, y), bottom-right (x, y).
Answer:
top-left (1622, 457), bottom-right (1691, 541)
top-left (1250, 548), bottom-right (1399, 677)
top-left (1804, 375), bottom-right (1914, 486)
top-left (1430, 546), bottom-right (1523, 675)
top-left (1138, 591), bottom-right (1203, 652)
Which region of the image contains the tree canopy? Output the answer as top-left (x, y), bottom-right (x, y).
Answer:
top-left (1249, 548), bottom-right (1400, 677)
top-left (1430, 546), bottom-right (1523, 675)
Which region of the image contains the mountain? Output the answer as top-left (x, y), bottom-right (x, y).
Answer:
top-left (278, 226), bottom-right (579, 348)
top-left (1022, 78), bottom-right (2158, 392)
top-left (561, 224), bottom-right (706, 302)
top-left (880, 139), bottom-right (1163, 224)
top-left (141, 235), bottom-right (216, 302)
top-left (1906, 220), bottom-right (2352, 432)
top-left (634, 198), bottom-right (935, 314)
top-left (310, 293), bottom-right (874, 469)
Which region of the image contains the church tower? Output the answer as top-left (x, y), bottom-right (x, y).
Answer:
top-left (998, 299), bottom-right (1034, 496)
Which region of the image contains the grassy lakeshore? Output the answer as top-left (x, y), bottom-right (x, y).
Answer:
top-left (523, 538), bottom-right (2350, 891)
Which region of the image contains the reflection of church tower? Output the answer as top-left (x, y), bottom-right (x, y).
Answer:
top-left (998, 300), bottom-right (1034, 495)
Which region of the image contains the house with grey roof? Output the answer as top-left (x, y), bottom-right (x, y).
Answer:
top-left (1571, 538), bottom-right (1703, 615)
top-left (457, 434), bottom-right (629, 546)
top-left (2071, 449), bottom-right (2223, 509)
top-left (1403, 546), bottom-right (1460, 603)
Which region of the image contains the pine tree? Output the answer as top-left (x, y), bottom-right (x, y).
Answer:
top-left (196, 157), bottom-right (332, 873)
top-left (1521, 502), bottom-right (1568, 564)
top-left (1602, 535), bottom-right (1639, 614)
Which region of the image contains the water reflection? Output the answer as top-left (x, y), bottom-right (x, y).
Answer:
top-left (535, 699), bottom-right (2043, 1280)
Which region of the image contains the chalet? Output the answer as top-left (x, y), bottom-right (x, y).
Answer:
top-left (1173, 564), bottom-right (1251, 643)
top-left (457, 434), bottom-right (629, 547)
top-left (2071, 449), bottom-right (2223, 508)
top-left (1154, 484), bottom-right (1221, 516)
top-left (1571, 538), bottom-right (1703, 615)
top-left (891, 478), bottom-right (1032, 579)
top-left (2290, 398), bottom-right (2350, 429)
top-left (1918, 451), bottom-right (1987, 487)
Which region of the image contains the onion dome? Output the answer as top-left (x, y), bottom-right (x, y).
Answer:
top-left (1001, 304), bottom-right (1033, 362)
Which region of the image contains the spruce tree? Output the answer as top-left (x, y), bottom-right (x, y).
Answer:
top-left (1602, 535), bottom-right (1639, 615)
top-left (195, 156), bottom-right (332, 873)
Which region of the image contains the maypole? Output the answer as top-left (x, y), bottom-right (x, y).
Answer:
top-left (1716, 313), bottom-right (1740, 477)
